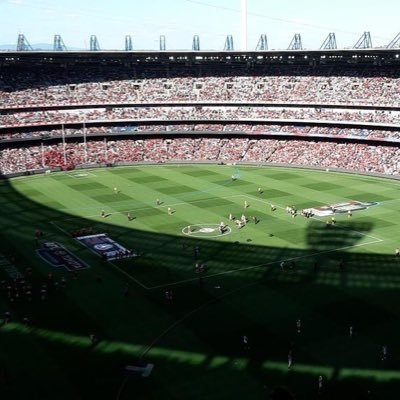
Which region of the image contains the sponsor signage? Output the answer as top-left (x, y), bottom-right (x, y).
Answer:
top-left (76, 233), bottom-right (136, 261)
top-left (305, 200), bottom-right (378, 217)
top-left (37, 242), bottom-right (90, 271)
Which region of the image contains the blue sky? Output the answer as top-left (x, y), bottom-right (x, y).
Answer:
top-left (0, 0), bottom-right (399, 50)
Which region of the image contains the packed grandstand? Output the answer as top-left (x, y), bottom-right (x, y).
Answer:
top-left (1, 49), bottom-right (400, 176)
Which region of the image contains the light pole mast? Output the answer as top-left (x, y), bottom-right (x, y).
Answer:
top-left (240, 0), bottom-right (248, 51)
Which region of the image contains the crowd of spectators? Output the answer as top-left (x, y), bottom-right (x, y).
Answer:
top-left (1, 65), bottom-right (400, 177)
top-left (1, 138), bottom-right (400, 176)
top-left (1, 65), bottom-right (400, 108)
top-left (2, 106), bottom-right (400, 129)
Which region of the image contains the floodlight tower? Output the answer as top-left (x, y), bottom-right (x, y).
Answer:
top-left (320, 33), bottom-right (337, 50)
top-left (354, 32), bottom-right (372, 49)
top-left (256, 34), bottom-right (268, 50)
top-left (387, 32), bottom-right (400, 48)
top-left (125, 35), bottom-right (133, 51)
top-left (89, 35), bottom-right (100, 51)
top-left (159, 35), bottom-right (166, 51)
top-left (53, 35), bottom-right (67, 51)
top-left (240, 0), bottom-right (248, 51)
top-left (16, 34), bottom-right (33, 51)
top-left (224, 35), bottom-right (234, 51)
top-left (288, 33), bottom-right (302, 50)
top-left (192, 35), bottom-right (200, 51)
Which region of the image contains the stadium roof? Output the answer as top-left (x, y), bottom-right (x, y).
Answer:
top-left (0, 49), bottom-right (400, 66)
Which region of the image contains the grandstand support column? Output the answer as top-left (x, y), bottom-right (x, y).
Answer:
top-left (104, 139), bottom-right (108, 163)
top-left (24, 150), bottom-right (28, 171)
top-left (62, 124), bottom-right (67, 165)
top-left (83, 122), bottom-right (88, 164)
top-left (41, 142), bottom-right (45, 168)
top-left (240, 0), bottom-right (248, 51)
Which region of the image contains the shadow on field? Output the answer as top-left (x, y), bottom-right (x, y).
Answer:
top-left (306, 219), bottom-right (374, 251)
top-left (0, 176), bottom-right (400, 400)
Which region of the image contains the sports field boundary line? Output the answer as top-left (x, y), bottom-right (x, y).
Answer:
top-left (49, 220), bottom-right (150, 290)
top-left (222, 163), bottom-right (400, 187)
top-left (107, 260), bottom-right (150, 290)
top-left (49, 220), bottom-right (71, 236)
top-left (116, 281), bottom-right (258, 400)
top-left (9, 164), bottom-right (400, 188)
top-left (65, 171), bottom-right (97, 179)
top-left (243, 194), bottom-right (384, 243)
top-left (146, 237), bottom-right (383, 290)
top-left (141, 281), bottom-right (258, 358)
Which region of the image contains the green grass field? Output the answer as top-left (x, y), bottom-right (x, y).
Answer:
top-left (1, 164), bottom-right (400, 400)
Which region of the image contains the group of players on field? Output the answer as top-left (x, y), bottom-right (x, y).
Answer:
top-left (103, 185), bottom-right (355, 232)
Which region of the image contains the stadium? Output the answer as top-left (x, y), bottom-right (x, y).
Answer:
top-left (1, 4), bottom-right (400, 399)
